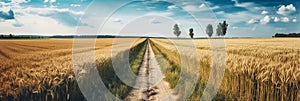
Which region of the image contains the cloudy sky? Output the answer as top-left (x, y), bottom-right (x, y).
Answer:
top-left (0, 0), bottom-right (299, 37)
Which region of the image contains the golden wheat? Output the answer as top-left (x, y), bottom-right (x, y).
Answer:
top-left (150, 38), bottom-right (300, 101)
top-left (0, 38), bottom-right (145, 100)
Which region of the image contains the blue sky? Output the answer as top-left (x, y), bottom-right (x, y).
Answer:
top-left (0, 0), bottom-right (299, 37)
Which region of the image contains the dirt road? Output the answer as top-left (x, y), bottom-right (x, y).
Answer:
top-left (125, 41), bottom-right (178, 101)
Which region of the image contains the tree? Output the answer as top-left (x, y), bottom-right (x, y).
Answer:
top-left (9, 34), bottom-right (13, 38)
top-left (216, 21), bottom-right (229, 36)
top-left (173, 24), bottom-right (181, 38)
top-left (216, 23), bottom-right (222, 36)
top-left (189, 28), bottom-right (194, 38)
top-left (221, 21), bottom-right (228, 36)
top-left (206, 24), bottom-right (213, 38)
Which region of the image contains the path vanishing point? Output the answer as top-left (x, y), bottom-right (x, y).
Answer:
top-left (124, 41), bottom-right (178, 101)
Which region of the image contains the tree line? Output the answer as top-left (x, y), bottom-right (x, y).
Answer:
top-left (0, 34), bottom-right (44, 39)
top-left (274, 33), bottom-right (300, 37)
top-left (173, 21), bottom-right (228, 38)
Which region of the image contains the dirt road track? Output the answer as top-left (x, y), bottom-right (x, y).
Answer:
top-left (125, 41), bottom-right (178, 101)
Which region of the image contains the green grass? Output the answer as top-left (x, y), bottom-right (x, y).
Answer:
top-left (96, 39), bottom-right (147, 99)
top-left (129, 39), bottom-right (148, 74)
top-left (150, 40), bottom-right (181, 89)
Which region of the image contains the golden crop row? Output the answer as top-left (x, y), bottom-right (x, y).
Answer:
top-left (0, 38), bottom-right (144, 100)
top-left (150, 38), bottom-right (300, 100)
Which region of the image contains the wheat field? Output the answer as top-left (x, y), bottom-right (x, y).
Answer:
top-left (0, 38), bottom-right (145, 100)
top-left (0, 38), bottom-right (299, 100)
top-left (150, 38), bottom-right (300, 100)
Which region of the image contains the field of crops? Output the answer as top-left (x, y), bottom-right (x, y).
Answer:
top-left (0, 38), bottom-right (299, 100)
top-left (0, 38), bottom-right (146, 100)
top-left (150, 38), bottom-right (300, 100)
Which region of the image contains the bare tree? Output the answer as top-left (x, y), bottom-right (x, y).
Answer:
top-left (173, 24), bottom-right (181, 38)
top-left (206, 24), bottom-right (213, 38)
top-left (189, 28), bottom-right (194, 38)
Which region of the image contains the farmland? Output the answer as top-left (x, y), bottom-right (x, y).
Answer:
top-left (0, 38), bottom-right (299, 100)
top-left (0, 38), bottom-right (146, 100)
top-left (150, 38), bottom-right (300, 100)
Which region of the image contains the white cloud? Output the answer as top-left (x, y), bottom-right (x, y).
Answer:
top-left (231, 0), bottom-right (256, 8)
top-left (183, 4), bottom-right (219, 12)
top-left (183, 5), bottom-right (199, 12)
top-left (0, 2), bottom-right (4, 6)
top-left (260, 15), bottom-right (270, 24)
top-left (113, 18), bottom-right (122, 23)
top-left (274, 17), bottom-right (280, 22)
top-left (70, 4), bottom-right (81, 7)
top-left (247, 19), bottom-right (257, 24)
top-left (19, 7), bottom-right (84, 16)
top-left (209, 5), bottom-right (220, 10)
top-left (292, 18), bottom-right (297, 22)
top-left (0, 13), bottom-right (76, 35)
top-left (235, 2), bottom-right (254, 8)
top-left (261, 10), bottom-right (268, 15)
top-left (221, 11), bottom-right (261, 24)
top-left (0, 0), bottom-right (24, 11)
top-left (10, 0), bottom-right (29, 3)
top-left (44, 0), bottom-right (56, 4)
top-left (44, 0), bottom-right (56, 3)
top-left (199, 4), bottom-right (205, 9)
top-left (230, 0), bottom-right (264, 12)
top-left (145, 12), bottom-right (173, 17)
top-left (50, 0), bottom-right (56, 3)
top-left (281, 17), bottom-right (289, 23)
top-left (277, 4), bottom-right (296, 16)
top-left (181, 2), bottom-right (189, 6)
top-left (13, 7), bottom-right (85, 27)
top-left (216, 11), bottom-right (225, 14)
top-left (167, 5), bottom-right (177, 10)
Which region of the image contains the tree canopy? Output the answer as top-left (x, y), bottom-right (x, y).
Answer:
top-left (173, 24), bottom-right (181, 38)
top-left (189, 28), bottom-right (194, 38)
top-left (206, 24), bottom-right (213, 37)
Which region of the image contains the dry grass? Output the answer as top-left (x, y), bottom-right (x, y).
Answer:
top-left (150, 38), bottom-right (300, 100)
top-left (0, 38), bottom-right (146, 100)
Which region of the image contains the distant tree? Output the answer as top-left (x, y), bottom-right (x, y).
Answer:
top-left (206, 24), bottom-right (213, 38)
top-left (0, 35), bottom-right (3, 38)
top-left (9, 34), bottom-right (13, 38)
top-left (216, 21), bottom-right (229, 36)
top-left (189, 28), bottom-right (194, 38)
top-left (173, 24), bottom-right (181, 38)
top-left (274, 33), bottom-right (300, 37)
top-left (221, 21), bottom-right (228, 36)
top-left (216, 23), bottom-right (222, 36)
